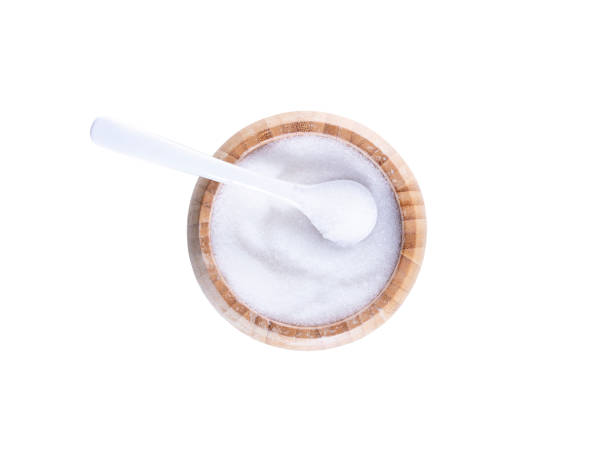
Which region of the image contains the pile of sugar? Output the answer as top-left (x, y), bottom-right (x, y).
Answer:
top-left (210, 134), bottom-right (402, 326)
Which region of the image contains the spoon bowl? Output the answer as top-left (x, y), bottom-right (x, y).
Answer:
top-left (297, 180), bottom-right (377, 246)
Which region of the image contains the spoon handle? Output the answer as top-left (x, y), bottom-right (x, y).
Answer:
top-left (90, 118), bottom-right (298, 202)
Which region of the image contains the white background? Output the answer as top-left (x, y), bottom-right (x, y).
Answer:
top-left (1, 1), bottom-right (611, 459)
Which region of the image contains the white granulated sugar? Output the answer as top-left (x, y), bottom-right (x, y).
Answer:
top-left (210, 134), bottom-right (402, 326)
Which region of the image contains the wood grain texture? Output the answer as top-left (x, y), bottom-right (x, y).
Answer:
top-left (187, 111), bottom-right (426, 350)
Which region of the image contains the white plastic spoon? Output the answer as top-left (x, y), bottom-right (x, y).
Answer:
top-left (90, 118), bottom-right (377, 246)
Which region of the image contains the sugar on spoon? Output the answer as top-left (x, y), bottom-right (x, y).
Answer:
top-left (90, 118), bottom-right (377, 246)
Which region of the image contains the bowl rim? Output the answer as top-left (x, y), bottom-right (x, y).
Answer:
top-left (187, 111), bottom-right (426, 350)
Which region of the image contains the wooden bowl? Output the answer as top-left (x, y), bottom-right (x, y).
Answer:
top-left (187, 111), bottom-right (426, 350)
